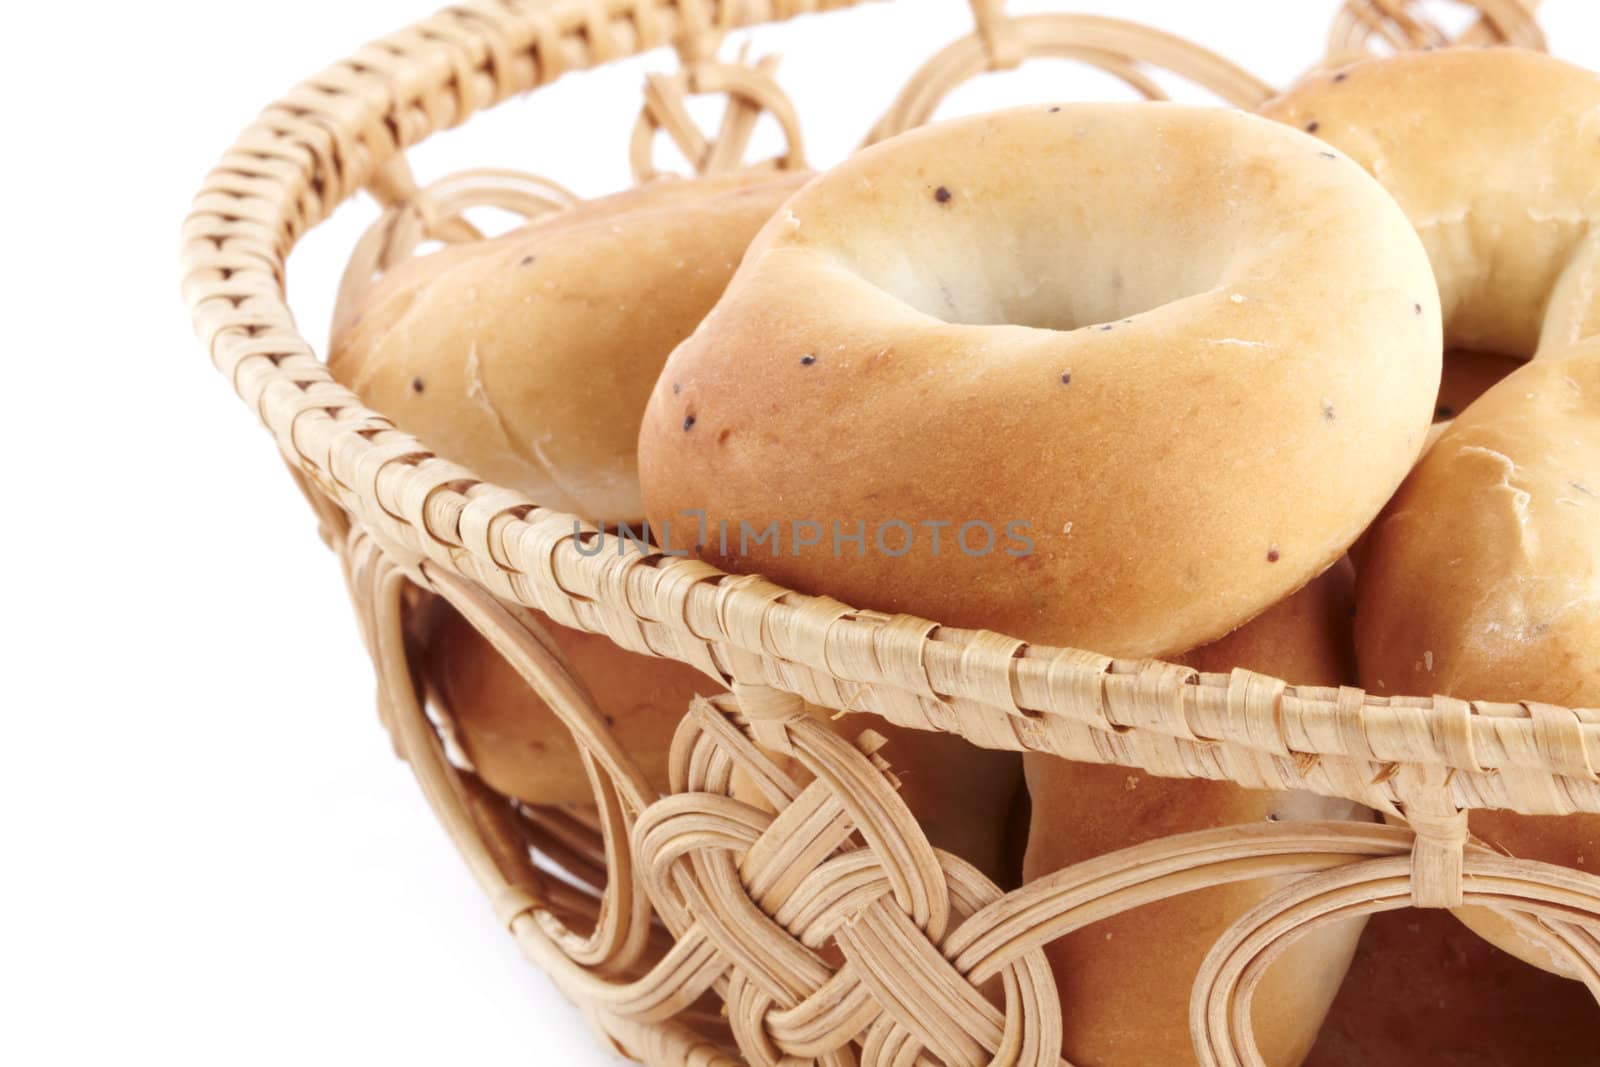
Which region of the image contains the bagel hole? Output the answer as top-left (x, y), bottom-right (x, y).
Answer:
top-left (824, 109), bottom-right (1274, 333)
top-left (841, 241), bottom-right (1216, 333)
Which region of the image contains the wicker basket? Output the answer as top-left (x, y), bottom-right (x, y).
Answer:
top-left (181, 1), bottom-right (1597, 1063)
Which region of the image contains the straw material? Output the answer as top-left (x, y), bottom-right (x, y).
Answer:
top-left (632, 49), bottom-right (807, 181)
top-left (182, 1), bottom-right (1597, 1062)
top-left (866, 10), bottom-right (1276, 144)
top-left (1324, 0), bottom-right (1546, 65)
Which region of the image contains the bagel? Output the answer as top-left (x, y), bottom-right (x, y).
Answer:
top-left (1024, 562), bottom-right (1372, 1067)
top-left (638, 103), bottom-right (1440, 659)
top-left (1307, 908), bottom-right (1600, 1067)
top-left (1260, 49), bottom-right (1600, 358)
top-left (1353, 338), bottom-right (1600, 976)
top-left (417, 597), bottom-right (713, 806)
top-left (329, 169), bottom-right (806, 519)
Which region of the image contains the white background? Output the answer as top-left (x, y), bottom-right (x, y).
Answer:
top-left (5, 1), bottom-right (1597, 1063)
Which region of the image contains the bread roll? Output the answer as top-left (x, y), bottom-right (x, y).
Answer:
top-left (638, 103), bottom-right (1440, 660)
top-left (330, 170), bottom-right (806, 519)
top-left (1260, 49), bottom-right (1600, 357)
top-left (1307, 908), bottom-right (1600, 1066)
top-left (1024, 562), bottom-right (1372, 1067)
top-left (418, 597), bottom-right (713, 805)
top-left (1354, 339), bottom-right (1600, 975)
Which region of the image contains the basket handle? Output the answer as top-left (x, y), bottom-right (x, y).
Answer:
top-left (630, 42), bottom-right (808, 184)
top-left (1322, 0), bottom-right (1546, 66)
top-left (865, 11), bottom-right (1276, 147)
top-left (332, 162), bottom-right (578, 338)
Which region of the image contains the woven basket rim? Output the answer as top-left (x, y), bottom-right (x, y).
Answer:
top-left (179, 0), bottom-right (1600, 816)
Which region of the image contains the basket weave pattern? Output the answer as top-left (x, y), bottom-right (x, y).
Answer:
top-left (183, 1), bottom-right (1600, 1062)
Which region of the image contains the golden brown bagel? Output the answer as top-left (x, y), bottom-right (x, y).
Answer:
top-left (329, 169), bottom-right (806, 519)
top-left (1354, 339), bottom-right (1600, 976)
top-left (1261, 49), bottom-right (1600, 358)
top-left (639, 103), bottom-right (1440, 659)
top-left (1307, 908), bottom-right (1600, 1067)
top-left (418, 598), bottom-right (714, 805)
top-left (1024, 562), bottom-right (1372, 1067)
